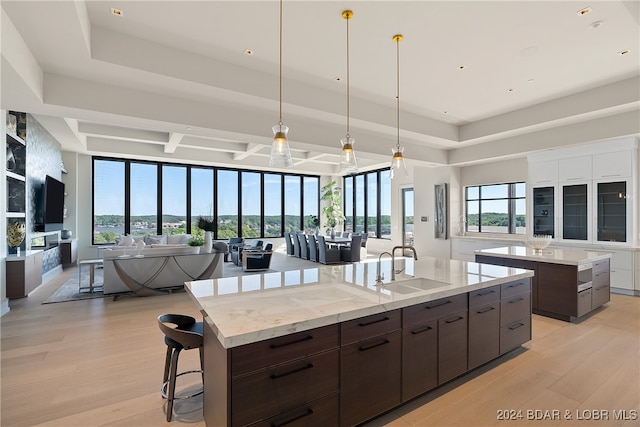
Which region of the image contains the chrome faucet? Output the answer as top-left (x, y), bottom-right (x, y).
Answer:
top-left (391, 245), bottom-right (418, 280)
top-left (376, 252), bottom-right (393, 284)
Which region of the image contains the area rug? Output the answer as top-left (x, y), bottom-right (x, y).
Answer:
top-left (43, 268), bottom-right (106, 304)
top-left (43, 254), bottom-right (320, 304)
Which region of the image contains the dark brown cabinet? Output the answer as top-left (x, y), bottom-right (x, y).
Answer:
top-left (402, 319), bottom-right (437, 401)
top-left (202, 279), bottom-right (532, 427)
top-left (6, 251), bottom-right (43, 299)
top-left (468, 286), bottom-right (500, 370)
top-left (60, 239), bottom-right (78, 267)
top-left (341, 310), bottom-right (402, 427)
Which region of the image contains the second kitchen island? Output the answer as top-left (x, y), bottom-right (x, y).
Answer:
top-left (186, 256), bottom-right (534, 426)
top-left (476, 246), bottom-right (612, 322)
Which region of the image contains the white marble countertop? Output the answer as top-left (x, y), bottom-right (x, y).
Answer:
top-left (185, 256), bottom-right (533, 349)
top-left (476, 246), bottom-right (612, 265)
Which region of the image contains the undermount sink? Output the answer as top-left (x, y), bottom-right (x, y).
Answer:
top-left (379, 283), bottom-right (422, 294)
top-left (380, 278), bottom-right (451, 294)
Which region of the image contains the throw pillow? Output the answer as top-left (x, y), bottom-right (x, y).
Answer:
top-left (117, 235), bottom-right (134, 247)
top-left (144, 235), bottom-right (167, 245)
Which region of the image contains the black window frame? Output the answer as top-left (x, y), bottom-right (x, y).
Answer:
top-left (464, 182), bottom-right (526, 234)
top-left (343, 167), bottom-right (391, 239)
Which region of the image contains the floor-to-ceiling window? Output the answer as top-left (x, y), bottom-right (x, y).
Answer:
top-left (130, 162), bottom-right (157, 237)
top-left (93, 159), bottom-right (125, 244)
top-left (402, 188), bottom-right (414, 245)
top-left (343, 168), bottom-right (391, 239)
top-left (162, 165), bottom-right (187, 235)
top-left (264, 174), bottom-right (282, 237)
top-left (241, 171), bottom-right (261, 238)
top-left (92, 157), bottom-right (319, 244)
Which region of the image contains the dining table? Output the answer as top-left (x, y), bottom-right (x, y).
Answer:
top-left (324, 236), bottom-right (352, 246)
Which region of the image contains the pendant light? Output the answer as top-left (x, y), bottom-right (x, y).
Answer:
top-left (339, 9), bottom-right (358, 173)
top-left (269, 0), bottom-right (293, 168)
top-left (390, 34), bottom-right (408, 179)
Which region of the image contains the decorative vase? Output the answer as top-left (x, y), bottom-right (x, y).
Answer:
top-left (330, 228), bottom-right (336, 239)
top-left (6, 146), bottom-right (16, 172)
top-left (7, 221), bottom-right (25, 254)
top-left (203, 231), bottom-right (213, 253)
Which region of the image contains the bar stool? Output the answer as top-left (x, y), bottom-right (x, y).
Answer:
top-left (157, 314), bottom-right (204, 422)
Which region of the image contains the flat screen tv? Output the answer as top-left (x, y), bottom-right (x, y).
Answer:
top-left (37, 175), bottom-right (65, 232)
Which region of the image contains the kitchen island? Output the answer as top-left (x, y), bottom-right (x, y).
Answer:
top-left (475, 246), bottom-right (612, 322)
top-left (185, 257), bottom-right (534, 427)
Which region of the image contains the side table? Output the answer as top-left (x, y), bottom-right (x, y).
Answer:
top-left (78, 258), bottom-right (104, 293)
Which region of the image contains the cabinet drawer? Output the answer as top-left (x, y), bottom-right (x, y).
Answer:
top-left (500, 317), bottom-right (531, 354)
top-left (403, 293), bottom-right (467, 327)
top-left (592, 283), bottom-right (610, 308)
top-left (577, 288), bottom-right (592, 317)
top-left (250, 393), bottom-right (339, 427)
top-left (501, 278), bottom-right (531, 299)
top-left (232, 324), bottom-right (339, 376)
top-left (501, 292), bottom-right (531, 326)
top-left (469, 286), bottom-right (500, 308)
top-left (232, 350), bottom-right (339, 426)
top-left (593, 258), bottom-right (610, 276)
top-left (438, 310), bottom-right (468, 384)
top-left (341, 309), bottom-right (401, 345)
top-left (468, 302), bottom-right (500, 370)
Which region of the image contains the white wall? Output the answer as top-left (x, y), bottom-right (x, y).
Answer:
top-left (61, 151), bottom-right (78, 239)
top-left (1, 110), bottom-right (8, 316)
top-left (460, 157), bottom-right (528, 187)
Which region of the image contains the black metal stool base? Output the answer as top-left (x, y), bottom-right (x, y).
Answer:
top-left (161, 369), bottom-right (204, 400)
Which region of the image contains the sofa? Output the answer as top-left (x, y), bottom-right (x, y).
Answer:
top-left (102, 234), bottom-right (224, 295)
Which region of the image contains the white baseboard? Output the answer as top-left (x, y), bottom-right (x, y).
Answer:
top-left (0, 299), bottom-right (10, 317)
top-left (42, 265), bottom-right (63, 285)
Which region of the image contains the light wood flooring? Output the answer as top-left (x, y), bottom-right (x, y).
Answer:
top-left (1, 266), bottom-right (638, 427)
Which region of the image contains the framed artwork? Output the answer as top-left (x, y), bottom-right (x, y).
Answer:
top-left (434, 183), bottom-right (447, 239)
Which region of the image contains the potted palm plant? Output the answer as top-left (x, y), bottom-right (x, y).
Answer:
top-left (320, 181), bottom-right (345, 238)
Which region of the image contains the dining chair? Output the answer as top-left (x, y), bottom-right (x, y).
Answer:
top-left (307, 234), bottom-right (319, 262)
top-left (317, 235), bottom-right (341, 264)
top-left (340, 234), bottom-right (362, 262)
top-left (298, 232), bottom-right (310, 260)
top-left (283, 232), bottom-right (294, 256)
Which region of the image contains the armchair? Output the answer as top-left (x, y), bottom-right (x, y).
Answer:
top-left (243, 243), bottom-right (273, 271)
top-left (231, 239), bottom-right (263, 266)
top-left (227, 237), bottom-right (244, 262)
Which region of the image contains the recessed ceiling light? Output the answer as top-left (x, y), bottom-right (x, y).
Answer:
top-left (334, 76), bottom-right (342, 82)
top-left (618, 50), bottom-right (630, 56)
top-left (243, 49), bottom-right (254, 56)
top-left (110, 7), bottom-right (123, 17)
top-left (590, 20), bottom-right (603, 29)
top-left (458, 65), bottom-right (465, 70)
top-left (527, 78), bottom-right (535, 83)
top-left (577, 6), bottom-right (592, 16)
top-left (507, 88), bottom-right (514, 92)
top-left (186, 127), bottom-right (192, 131)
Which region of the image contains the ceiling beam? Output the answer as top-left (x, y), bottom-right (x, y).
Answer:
top-left (164, 132), bottom-right (184, 153)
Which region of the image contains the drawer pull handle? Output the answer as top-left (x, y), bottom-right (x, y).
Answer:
top-left (475, 290), bottom-right (496, 297)
top-left (508, 297), bottom-right (524, 304)
top-left (270, 335), bottom-right (313, 349)
top-left (445, 316), bottom-right (464, 324)
top-left (358, 316), bottom-right (390, 327)
top-left (476, 306), bottom-right (495, 314)
top-left (359, 339), bottom-right (390, 351)
top-left (425, 300), bottom-right (452, 309)
top-left (508, 322), bottom-right (525, 331)
top-left (411, 325), bottom-right (433, 335)
top-left (506, 282), bottom-right (524, 288)
top-left (595, 285), bottom-right (608, 291)
top-left (271, 409), bottom-right (314, 427)
top-left (270, 363), bottom-right (314, 380)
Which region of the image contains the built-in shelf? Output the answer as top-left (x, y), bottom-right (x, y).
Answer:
top-left (6, 212), bottom-right (26, 218)
top-left (6, 131), bottom-right (26, 146)
top-left (6, 170), bottom-right (26, 182)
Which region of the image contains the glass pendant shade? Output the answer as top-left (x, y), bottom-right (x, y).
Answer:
top-left (339, 136), bottom-right (358, 172)
top-left (390, 146), bottom-right (408, 179)
top-left (269, 123), bottom-right (293, 168)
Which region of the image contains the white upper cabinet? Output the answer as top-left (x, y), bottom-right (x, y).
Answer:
top-left (528, 160), bottom-right (558, 185)
top-left (592, 150), bottom-right (633, 179)
top-left (558, 156), bottom-right (592, 182)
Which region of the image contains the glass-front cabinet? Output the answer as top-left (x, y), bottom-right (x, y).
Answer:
top-left (532, 186), bottom-right (555, 237)
top-left (596, 180), bottom-right (629, 243)
top-left (561, 183), bottom-right (589, 241)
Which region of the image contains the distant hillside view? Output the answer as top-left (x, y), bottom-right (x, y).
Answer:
top-left (466, 213), bottom-right (525, 233)
top-left (93, 214), bottom-right (393, 243)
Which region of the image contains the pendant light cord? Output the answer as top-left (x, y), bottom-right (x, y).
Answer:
top-left (396, 36), bottom-right (400, 150)
top-left (278, 0), bottom-right (283, 125)
top-left (346, 13), bottom-right (350, 138)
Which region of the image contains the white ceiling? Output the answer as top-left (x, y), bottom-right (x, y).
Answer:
top-left (1, 1), bottom-right (639, 175)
